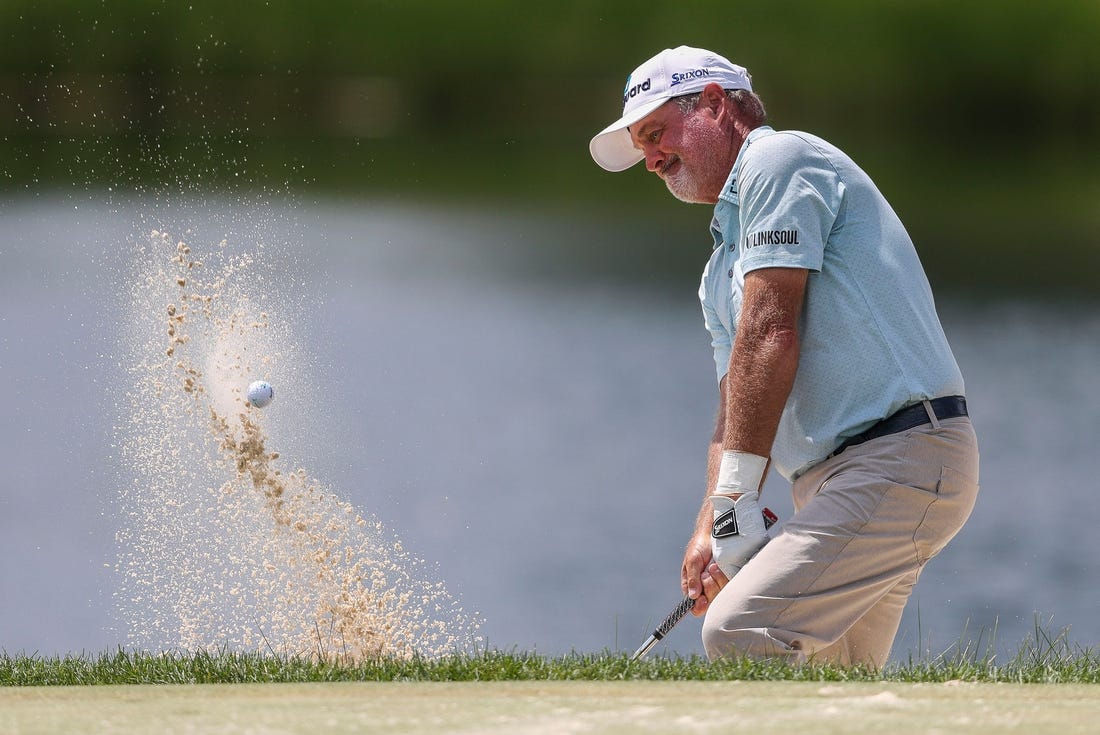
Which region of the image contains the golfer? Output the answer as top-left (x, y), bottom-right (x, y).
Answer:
top-left (590, 46), bottom-right (979, 666)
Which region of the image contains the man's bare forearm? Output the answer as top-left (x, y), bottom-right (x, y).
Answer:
top-left (721, 268), bottom-right (807, 459)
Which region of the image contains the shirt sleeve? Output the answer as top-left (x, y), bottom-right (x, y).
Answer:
top-left (737, 133), bottom-right (843, 274)
top-left (699, 255), bottom-right (734, 382)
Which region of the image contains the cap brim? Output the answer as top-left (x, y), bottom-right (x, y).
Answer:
top-left (589, 96), bottom-right (670, 172)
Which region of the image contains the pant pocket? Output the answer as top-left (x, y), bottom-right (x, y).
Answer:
top-left (913, 464), bottom-right (980, 564)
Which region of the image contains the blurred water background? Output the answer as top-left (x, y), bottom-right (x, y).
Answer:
top-left (1, 1), bottom-right (1098, 662)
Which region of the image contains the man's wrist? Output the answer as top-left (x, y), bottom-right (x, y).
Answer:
top-left (716, 450), bottom-right (768, 494)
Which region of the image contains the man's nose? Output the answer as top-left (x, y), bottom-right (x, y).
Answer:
top-left (643, 146), bottom-right (665, 174)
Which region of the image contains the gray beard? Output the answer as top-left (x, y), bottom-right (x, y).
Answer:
top-left (664, 168), bottom-right (710, 204)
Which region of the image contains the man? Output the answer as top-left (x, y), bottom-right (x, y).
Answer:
top-left (589, 46), bottom-right (979, 667)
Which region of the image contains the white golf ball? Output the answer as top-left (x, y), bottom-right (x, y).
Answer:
top-left (247, 380), bottom-right (274, 408)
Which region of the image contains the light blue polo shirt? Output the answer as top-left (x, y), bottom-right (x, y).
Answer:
top-left (700, 126), bottom-right (964, 480)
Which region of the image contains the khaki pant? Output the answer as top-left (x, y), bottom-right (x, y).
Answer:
top-left (701, 411), bottom-right (980, 667)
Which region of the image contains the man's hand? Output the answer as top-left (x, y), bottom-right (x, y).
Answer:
top-left (683, 539), bottom-right (731, 618)
top-left (682, 491), bottom-right (773, 616)
top-left (709, 491), bottom-right (770, 577)
top-left (681, 530), bottom-right (714, 616)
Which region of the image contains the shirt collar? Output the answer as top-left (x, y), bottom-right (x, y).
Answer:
top-left (719, 125), bottom-right (774, 204)
top-left (710, 126), bottom-right (774, 250)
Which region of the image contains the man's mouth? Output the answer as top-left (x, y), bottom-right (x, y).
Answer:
top-left (659, 155), bottom-right (681, 178)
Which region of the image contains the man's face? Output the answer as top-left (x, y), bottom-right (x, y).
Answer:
top-left (629, 97), bottom-right (735, 205)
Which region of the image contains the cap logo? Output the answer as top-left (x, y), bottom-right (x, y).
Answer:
top-left (670, 68), bottom-right (712, 87)
top-left (622, 77), bottom-right (652, 104)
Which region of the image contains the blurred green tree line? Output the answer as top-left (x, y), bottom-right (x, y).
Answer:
top-left (2, 0), bottom-right (1097, 295)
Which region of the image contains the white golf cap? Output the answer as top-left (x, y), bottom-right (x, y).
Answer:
top-left (589, 46), bottom-right (753, 172)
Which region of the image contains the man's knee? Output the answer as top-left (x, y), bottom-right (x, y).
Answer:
top-left (701, 618), bottom-right (803, 662)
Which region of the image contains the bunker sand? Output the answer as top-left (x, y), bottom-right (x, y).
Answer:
top-left (114, 231), bottom-right (479, 659)
top-left (4, 681), bottom-right (1099, 734)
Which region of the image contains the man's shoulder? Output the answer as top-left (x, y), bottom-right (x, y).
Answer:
top-left (735, 129), bottom-right (851, 198)
top-left (741, 128), bottom-right (837, 168)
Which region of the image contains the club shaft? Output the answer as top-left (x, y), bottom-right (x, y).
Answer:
top-left (630, 596), bottom-right (695, 661)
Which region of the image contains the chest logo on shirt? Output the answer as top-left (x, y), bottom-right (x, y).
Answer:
top-left (745, 229), bottom-right (801, 248)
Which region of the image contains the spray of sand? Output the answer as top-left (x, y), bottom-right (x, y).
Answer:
top-left (114, 230), bottom-right (481, 660)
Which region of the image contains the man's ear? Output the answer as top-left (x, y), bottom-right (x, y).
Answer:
top-left (700, 82), bottom-right (727, 115)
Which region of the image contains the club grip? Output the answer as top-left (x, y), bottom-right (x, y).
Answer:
top-left (653, 595), bottom-right (695, 639)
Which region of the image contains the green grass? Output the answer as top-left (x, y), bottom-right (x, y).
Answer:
top-left (5, 627), bottom-right (1099, 687)
top-left (5, 630), bottom-right (1099, 735)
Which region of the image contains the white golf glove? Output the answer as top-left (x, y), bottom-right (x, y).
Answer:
top-left (710, 491), bottom-right (770, 578)
top-left (709, 450), bottom-right (770, 579)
